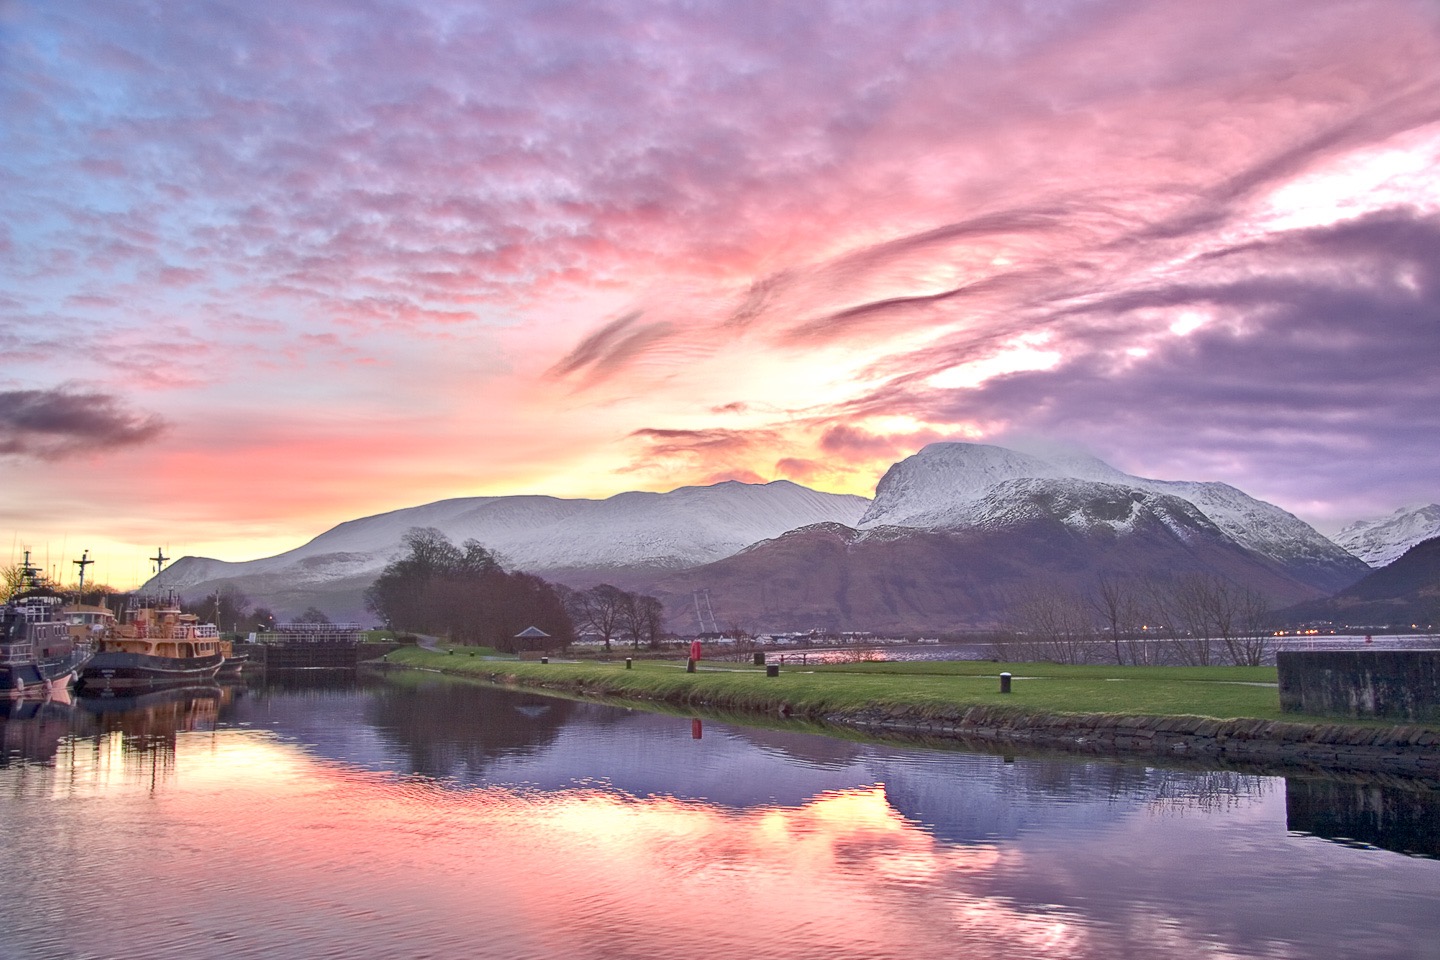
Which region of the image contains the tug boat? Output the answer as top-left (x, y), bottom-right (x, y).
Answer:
top-left (1, 552), bottom-right (94, 698)
top-left (79, 549), bottom-right (224, 693)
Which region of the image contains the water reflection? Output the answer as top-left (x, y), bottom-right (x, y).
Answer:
top-left (0, 696), bottom-right (76, 767)
top-left (0, 673), bottom-right (1436, 960)
top-left (1287, 776), bottom-right (1440, 859)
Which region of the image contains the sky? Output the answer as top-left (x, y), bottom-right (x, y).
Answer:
top-left (2, 0), bottom-right (1439, 588)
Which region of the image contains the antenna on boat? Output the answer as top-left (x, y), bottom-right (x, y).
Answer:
top-left (151, 548), bottom-right (169, 593)
top-left (20, 548), bottom-right (40, 591)
top-left (73, 549), bottom-right (93, 601)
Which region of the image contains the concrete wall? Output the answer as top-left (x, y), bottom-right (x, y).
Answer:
top-left (1278, 649), bottom-right (1440, 722)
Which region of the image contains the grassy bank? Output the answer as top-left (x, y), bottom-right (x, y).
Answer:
top-left (380, 646), bottom-right (1322, 722)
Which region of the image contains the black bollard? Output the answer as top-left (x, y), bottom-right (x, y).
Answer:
top-left (753, 651), bottom-right (765, 666)
top-left (625, 657), bottom-right (633, 669)
top-left (686, 658), bottom-right (696, 673)
top-left (766, 664), bottom-right (780, 678)
top-left (999, 672), bottom-right (1012, 694)
top-left (541, 656), bottom-right (549, 665)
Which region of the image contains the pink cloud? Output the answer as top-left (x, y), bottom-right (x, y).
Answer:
top-left (3, 0), bottom-right (1438, 558)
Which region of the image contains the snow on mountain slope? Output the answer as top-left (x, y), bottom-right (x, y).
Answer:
top-left (1333, 504), bottom-right (1440, 567)
top-left (859, 442), bottom-right (1366, 590)
top-left (859, 444), bottom-right (1059, 528)
top-left (969, 477), bottom-right (1224, 540)
top-left (153, 481), bottom-right (871, 592)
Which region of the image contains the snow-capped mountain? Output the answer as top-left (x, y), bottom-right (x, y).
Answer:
top-left (152, 441), bottom-right (1373, 626)
top-left (859, 442), bottom-right (1366, 592)
top-left (152, 480), bottom-right (870, 615)
top-left (1332, 505), bottom-right (1440, 567)
top-left (651, 475), bottom-right (1339, 633)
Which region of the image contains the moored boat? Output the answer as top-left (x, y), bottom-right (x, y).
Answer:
top-left (78, 591), bottom-right (224, 692)
top-left (2, 552), bottom-right (94, 698)
top-left (216, 638), bottom-right (250, 675)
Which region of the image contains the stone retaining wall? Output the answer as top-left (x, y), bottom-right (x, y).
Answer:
top-left (833, 706), bottom-right (1440, 779)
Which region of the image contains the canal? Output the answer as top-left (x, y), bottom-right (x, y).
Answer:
top-left (2, 671), bottom-right (1437, 959)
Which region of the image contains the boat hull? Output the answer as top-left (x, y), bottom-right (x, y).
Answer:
top-left (2, 649), bottom-right (93, 698)
top-left (78, 650), bottom-right (224, 691)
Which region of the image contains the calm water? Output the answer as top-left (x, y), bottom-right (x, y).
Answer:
top-left (2, 672), bottom-right (1438, 960)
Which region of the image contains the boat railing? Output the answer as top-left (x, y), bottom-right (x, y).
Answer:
top-left (1, 640), bottom-right (37, 663)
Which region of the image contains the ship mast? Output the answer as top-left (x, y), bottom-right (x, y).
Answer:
top-left (150, 548), bottom-right (169, 597)
top-left (20, 549), bottom-right (40, 591)
top-left (73, 549), bottom-right (93, 602)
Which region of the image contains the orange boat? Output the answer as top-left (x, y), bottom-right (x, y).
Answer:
top-left (78, 591), bottom-right (223, 692)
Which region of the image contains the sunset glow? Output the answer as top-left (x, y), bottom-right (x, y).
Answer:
top-left (3, 0), bottom-right (1438, 583)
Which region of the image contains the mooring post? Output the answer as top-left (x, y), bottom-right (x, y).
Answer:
top-left (1000, 672), bottom-right (1012, 694)
top-left (625, 657), bottom-right (633, 669)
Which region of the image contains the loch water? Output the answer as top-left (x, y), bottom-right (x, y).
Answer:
top-left (2, 671), bottom-right (1438, 960)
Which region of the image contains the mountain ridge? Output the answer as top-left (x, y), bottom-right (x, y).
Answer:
top-left (1333, 504), bottom-right (1440, 567)
top-left (148, 442), bottom-right (1371, 628)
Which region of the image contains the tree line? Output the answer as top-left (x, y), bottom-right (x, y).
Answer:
top-left (557, 582), bottom-right (664, 651)
top-left (364, 527), bottom-right (665, 653)
top-left (999, 572), bottom-right (1274, 666)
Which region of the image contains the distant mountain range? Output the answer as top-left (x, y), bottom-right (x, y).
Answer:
top-left (1280, 536), bottom-right (1440, 631)
top-left (647, 444), bottom-right (1368, 633)
top-left (154, 480), bottom-right (868, 625)
top-left (1332, 505), bottom-right (1440, 567)
top-left (151, 441), bottom-right (1380, 632)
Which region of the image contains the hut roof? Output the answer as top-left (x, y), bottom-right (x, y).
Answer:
top-left (514, 625), bottom-right (551, 639)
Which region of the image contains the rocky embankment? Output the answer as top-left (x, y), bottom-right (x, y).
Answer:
top-left (838, 705), bottom-right (1440, 779)
top-left (383, 659), bottom-right (1440, 780)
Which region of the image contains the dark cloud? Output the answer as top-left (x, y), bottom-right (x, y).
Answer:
top-left (0, 387), bottom-right (167, 460)
top-left (901, 210), bottom-right (1440, 519)
top-left (547, 311), bottom-right (677, 382)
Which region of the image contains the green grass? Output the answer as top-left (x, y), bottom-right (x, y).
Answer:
top-left (372, 646), bottom-right (1394, 725)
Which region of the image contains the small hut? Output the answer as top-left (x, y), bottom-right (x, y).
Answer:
top-left (513, 625), bottom-right (552, 653)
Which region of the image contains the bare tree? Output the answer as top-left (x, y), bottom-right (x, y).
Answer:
top-left (0, 563), bottom-right (26, 602)
top-left (1006, 584), bottom-right (1097, 664)
top-left (1089, 574), bottom-right (1145, 665)
top-left (1219, 581), bottom-right (1272, 666)
top-left (1169, 574), bottom-right (1218, 666)
top-left (619, 593), bottom-right (665, 650)
top-left (1163, 573), bottom-right (1272, 666)
top-left (579, 584), bottom-right (629, 652)
top-left (295, 606), bottom-right (332, 624)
